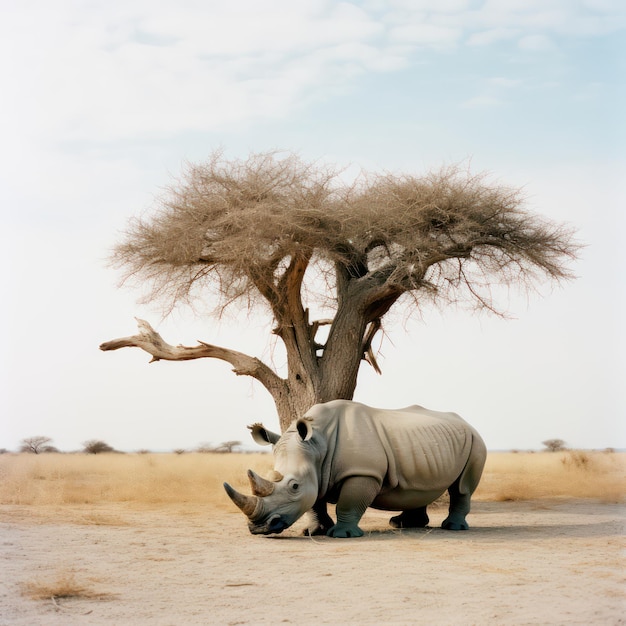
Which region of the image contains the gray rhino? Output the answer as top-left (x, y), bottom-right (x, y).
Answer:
top-left (224, 400), bottom-right (486, 538)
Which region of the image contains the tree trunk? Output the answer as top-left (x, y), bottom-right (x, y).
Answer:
top-left (318, 307), bottom-right (368, 402)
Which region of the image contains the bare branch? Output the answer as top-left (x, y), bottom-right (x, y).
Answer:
top-left (310, 318), bottom-right (333, 340)
top-left (100, 318), bottom-right (285, 388)
top-left (362, 319), bottom-right (382, 374)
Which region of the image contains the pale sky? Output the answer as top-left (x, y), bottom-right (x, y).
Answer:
top-left (1, 0), bottom-right (624, 453)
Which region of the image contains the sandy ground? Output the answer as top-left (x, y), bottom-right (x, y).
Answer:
top-left (1, 500), bottom-right (624, 625)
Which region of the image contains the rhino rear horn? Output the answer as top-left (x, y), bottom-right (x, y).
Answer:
top-left (247, 469), bottom-right (275, 497)
top-left (268, 470), bottom-right (284, 482)
top-left (223, 482), bottom-right (259, 517)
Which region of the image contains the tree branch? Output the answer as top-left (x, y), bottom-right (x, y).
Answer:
top-left (362, 318), bottom-right (382, 374)
top-left (99, 318), bottom-right (285, 388)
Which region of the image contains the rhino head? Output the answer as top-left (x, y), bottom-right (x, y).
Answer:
top-left (223, 417), bottom-right (320, 535)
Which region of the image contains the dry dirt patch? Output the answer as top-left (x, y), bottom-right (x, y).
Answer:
top-left (1, 500), bottom-right (624, 625)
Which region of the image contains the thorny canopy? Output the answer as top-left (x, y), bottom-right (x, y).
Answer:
top-left (105, 150), bottom-right (579, 429)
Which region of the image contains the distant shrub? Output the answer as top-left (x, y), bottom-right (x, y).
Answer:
top-left (82, 440), bottom-right (115, 454)
top-left (561, 450), bottom-right (591, 470)
top-left (196, 440), bottom-right (242, 453)
top-left (214, 441), bottom-right (242, 453)
top-left (542, 439), bottom-right (567, 452)
top-left (19, 436), bottom-right (56, 454)
top-left (173, 449), bottom-right (186, 455)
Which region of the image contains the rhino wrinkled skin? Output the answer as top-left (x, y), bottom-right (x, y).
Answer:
top-left (224, 400), bottom-right (487, 538)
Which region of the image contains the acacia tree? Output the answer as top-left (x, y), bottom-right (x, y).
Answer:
top-left (82, 439), bottom-right (115, 454)
top-left (101, 151), bottom-right (578, 431)
top-left (20, 436), bottom-right (57, 454)
top-left (542, 439), bottom-right (567, 452)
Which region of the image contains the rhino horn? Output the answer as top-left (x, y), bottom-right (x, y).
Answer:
top-left (247, 469), bottom-right (275, 497)
top-left (223, 482), bottom-right (259, 517)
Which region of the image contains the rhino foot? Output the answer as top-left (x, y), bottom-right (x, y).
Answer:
top-left (441, 517), bottom-right (469, 531)
top-left (326, 523), bottom-right (364, 538)
top-left (389, 507), bottom-right (429, 529)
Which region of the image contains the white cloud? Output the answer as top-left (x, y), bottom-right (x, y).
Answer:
top-left (1, 0), bottom-right (622, 151)
top-left (459, 75), bottom-right (522, 113)
top-left (471, 0), bottom-right (624, 36)
top-left (137, 1), bottom-right (383, 56)
top-left (488, 77), bottom-right (522, 87)
top-left (460, 95), bottom-right (502, 108)
top-left (0, 1), bottom-right (393, 146)
top-left (389, 22), bottom-right (461, 48)
top-left (467, 27), bottom-right (520, 46)
top-left (518, 34), bottom-right (556, 51)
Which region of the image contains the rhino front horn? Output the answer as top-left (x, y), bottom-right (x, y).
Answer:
top-left (223, 482), bottom-right (259, 517)
top-left (247, 469), bottom-right (275, 497)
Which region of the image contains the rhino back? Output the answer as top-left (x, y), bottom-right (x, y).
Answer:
top-left (309, 402), bottom-right (475, 494)
top-left (375, 410), bottom-right (475, 491)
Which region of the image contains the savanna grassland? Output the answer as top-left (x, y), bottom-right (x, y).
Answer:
top-left (1, 451), bottom-right (624, 625)
top-left (1, 449), bottom-right (623, 510)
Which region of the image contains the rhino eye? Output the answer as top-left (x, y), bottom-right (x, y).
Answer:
top-left (288, 480), bottom-right (300, 492)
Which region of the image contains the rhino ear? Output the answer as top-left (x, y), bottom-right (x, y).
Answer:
top-left (248, 423), bottom-right (281, 446)
top-left (296, 417), bottom-right (314, 442)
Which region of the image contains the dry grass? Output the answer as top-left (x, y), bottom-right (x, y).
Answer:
top-left (21, 568), bottom-right (113, 602)
top-left (476, 451), bottom-right (626, 503)
top-left (0, 451), bottom-right (623, 512)
top-left (0, 452), bottom-right (273, 509)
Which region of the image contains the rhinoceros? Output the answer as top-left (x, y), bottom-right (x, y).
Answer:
top-left (224, 400), bottom-right (486, 538)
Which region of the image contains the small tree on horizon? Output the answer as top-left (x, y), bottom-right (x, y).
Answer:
top-left (215, 440), bottom-right (242, 453)
top-left (101, 150), bottom-right (579, 431)
top-left (20, 436), bottom-right (57, 454)
top-left (82, 439), bottom-right (115, 454)
top-left (542, 438), bottom-right (567, 452)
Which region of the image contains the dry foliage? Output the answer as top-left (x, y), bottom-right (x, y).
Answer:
top-left (0, 452), bottom-right (273, 509)
top-left (21, 568), bottom-right (112, 602)
top-left (115, 151), bottom-right (578, 318)
top-left (476, 451), bottom-right (626, 503)
top-left (1, 451), bottom-right (623, 514)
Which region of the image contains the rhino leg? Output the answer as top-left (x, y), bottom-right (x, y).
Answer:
top-left (303, 500), bottom-right (334, 536)
top-left (442, 475), bottom-right (471, 530)
top-left (442, 436), bottom-right (486, 530)
top-left (327, 476), bottom-right (381, 538)
top-left (389, 506), bottom-right (429, 529)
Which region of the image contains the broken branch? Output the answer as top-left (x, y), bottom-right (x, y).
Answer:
top-left (362, 318), bottom-right (382, 375)
top-left (99, 318), bottom-right (285, 387)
